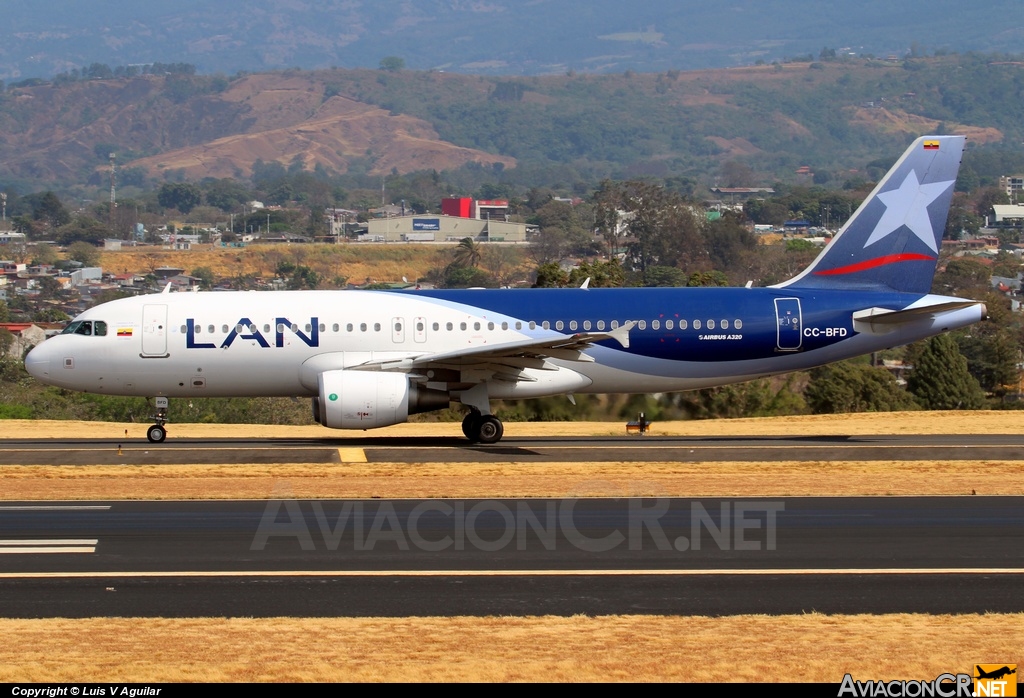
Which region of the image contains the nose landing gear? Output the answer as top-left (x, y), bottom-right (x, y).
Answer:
top-left (147, 396), bottom-right (169, 443)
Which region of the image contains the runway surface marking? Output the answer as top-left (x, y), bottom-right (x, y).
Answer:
top-left (0, 505), bottom-right (111, 511)
top-left (1, 567), bottom-right (1022, 579)
top-left (0, 539), bottom-right (97, 554)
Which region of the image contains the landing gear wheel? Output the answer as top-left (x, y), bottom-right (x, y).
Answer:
top-left (476, 415), bottom-right (504, 444)
top-left (147, 424), bottom-right (167, 443)
top-left (462, 411), bottom-right (481, 440)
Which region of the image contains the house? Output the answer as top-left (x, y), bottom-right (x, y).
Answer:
top-left (0, 322), bottom-right (47, 359)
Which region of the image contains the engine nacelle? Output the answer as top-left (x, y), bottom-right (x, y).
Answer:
top-left (315, 370), bottom-right (410, 429)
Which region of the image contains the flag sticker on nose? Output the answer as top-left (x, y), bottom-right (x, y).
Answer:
top-left (923, 140), bottom-right (940, 150)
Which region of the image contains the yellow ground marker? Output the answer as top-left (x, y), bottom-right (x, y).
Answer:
top-left (337, 448), bottom-right (367, 463)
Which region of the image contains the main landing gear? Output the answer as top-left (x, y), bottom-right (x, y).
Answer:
top-left (147, 396), bottom-right (169, 443)
top-left (461, 410), bottom-right (504, 444)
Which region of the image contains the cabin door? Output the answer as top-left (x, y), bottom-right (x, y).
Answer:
top-left (141, 304), bottom-right (169, 357)
top-left (774, 298), bottom-right (802, 351)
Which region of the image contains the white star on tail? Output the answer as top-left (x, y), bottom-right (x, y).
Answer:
top-left (863, 170), bottom-right (954, 254)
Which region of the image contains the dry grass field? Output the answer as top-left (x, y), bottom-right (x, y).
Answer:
top-left (1, 411), bottom-right (1021, 682)
top-left (99, 243), bottom-right (450, 286)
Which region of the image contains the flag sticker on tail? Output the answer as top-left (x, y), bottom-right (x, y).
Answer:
top-left (774, 135), bottom-right (965, 295)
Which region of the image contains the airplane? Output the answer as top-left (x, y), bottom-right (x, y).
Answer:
top-left (24, 135), bottom-right (986, 444)
top-left (975, 666), bottom-right (1016, 681)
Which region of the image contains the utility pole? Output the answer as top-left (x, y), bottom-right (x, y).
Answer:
top-left (109, 153), bottom-right (117, 236)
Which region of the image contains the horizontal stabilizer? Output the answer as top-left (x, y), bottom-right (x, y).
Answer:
top-left (853, 301), bottom-right (986, 334)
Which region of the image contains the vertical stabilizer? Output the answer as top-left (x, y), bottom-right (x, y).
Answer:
top-left (776, 135), bottom-right (964, 293)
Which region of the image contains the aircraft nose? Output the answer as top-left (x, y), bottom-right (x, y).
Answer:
top-left (24, 343), bottom-right (51, 381)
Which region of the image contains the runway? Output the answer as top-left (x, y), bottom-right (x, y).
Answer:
top-left (1, 496), bottom-right (1022, 617)
top-left (2, 433), bottom-right (1024, 464)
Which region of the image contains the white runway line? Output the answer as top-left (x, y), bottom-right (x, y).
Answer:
top-left (0, 539), bottom-right (98, 554)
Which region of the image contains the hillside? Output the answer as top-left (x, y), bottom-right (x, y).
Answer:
top-left (1, 55), bottom-right (1023, 189)
top-left (2, 1), bottom-right (1022, 78)
top-left (0, 73), bottom-right (514, 183)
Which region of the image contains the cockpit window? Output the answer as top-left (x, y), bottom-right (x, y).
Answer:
top-left (60, 320), bottom-right (107, 337)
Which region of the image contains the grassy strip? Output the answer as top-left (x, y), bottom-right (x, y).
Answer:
top-left (0, 460), bottom-right (1021, 500)
top-left (4, 410), bottom-right (1024, 440)
top-left (1, 614), bottom-right (1020, 682)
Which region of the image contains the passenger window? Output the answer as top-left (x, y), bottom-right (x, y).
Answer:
top-left (447, 322), bottom-right (454, 331)
top-left (487, 322), bottom-right (494, 330)
top-left (416, 322), bottom-right (424, 332)
top-left (734, 319), bottom-right (743, 329)
top-left (346, 323), bottom-right (353, 332)
top-left (638, 320), bottom-right (647, 330)
top-left (597, 320), bottom-right (605, 330)
top-left (693, 320), bottom-right (701, 329)
top-left (515, 322), bottom-right (522, 330)
top-left (319, 323), bottom-right (326, 332)
top-left (555, 321), bottom-right (564, 331)
top-left (432, 322), bottom-right (439, 331)
top-left (474, 322), bottom-right (481, 330)
top-left (611, 320), bottom-right (618, 329)
top-left (652, 320), bottom-right (660, 330)
top-left (665, 320), bottom-right (673, 330)
top-left (360, 323), bottom-right (367, 332)
top-left (583, 320), bottom-right (591, 330)
top-left (542, 321), bottom-right (550, 330)
top-left (263, 324), bottom-right (270, 333)
top-left (529, 321), bottom-right (536, 330)
top-left (207, 325), bottom-right (214, 334)
top-left (222, 325), bottom-right (229, 333)
top-left (707, 320), bottom-right (715, 329)
top-left (180, 325), bottom-right (187, 334)
top-left (460, 322), bottom-right (467, 331)
top-left (501, 321), bottom-right (508, 330)
top-left (569, 320), bottom-right (578, 331)
top-left (680, 320), bottom-right (688, 330)
top-left (332, 324), bottom-right (339, 332)
top-left (374, 323), bottom-right (381, 332)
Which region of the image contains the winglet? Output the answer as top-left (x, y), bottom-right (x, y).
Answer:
top-left (162, 282), bottom-right (172, 294)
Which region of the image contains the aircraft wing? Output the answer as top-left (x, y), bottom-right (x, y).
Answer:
top-left (352, 321), bottom-right (634, 374)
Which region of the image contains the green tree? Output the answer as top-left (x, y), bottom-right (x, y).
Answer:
top-left (379, 56), bottom-right (405, 72)
top-left (56, 216), bottom-right (108, 246)
top-left (33, 191), bottom-right (71, 230)
top-left (805, 361), bottom-right (919, 413)
top-left (906, 334), bottom-right (987, 409)
top-left (191, 266), bottom-right (216, 290)
top-left (66, 241), bottom-right (100, 267)
top-left (533, 262), bottom-right (568, 288)
top-left (158, 182), bottom-right (203, 214)
top-left (449, 237), bottom-right (483, 269)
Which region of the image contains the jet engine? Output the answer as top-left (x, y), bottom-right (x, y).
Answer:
top-left (312, 369), bottom-right (448, 429)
